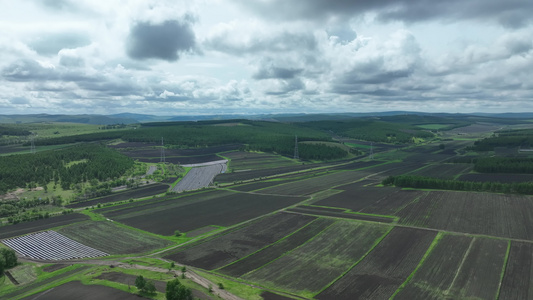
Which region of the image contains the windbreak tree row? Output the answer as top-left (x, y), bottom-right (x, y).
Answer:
top-left (383, 175), bottom-right (533, 195)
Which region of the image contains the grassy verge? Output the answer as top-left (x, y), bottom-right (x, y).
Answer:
top-left (390, 232), bottom-right (443, 298)
top-left (196, 270), bottom-right (264, 300)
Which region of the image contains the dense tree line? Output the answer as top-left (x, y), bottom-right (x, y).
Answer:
top-left (474, 157), bottom-right (533, 174)
top-left (383, 175), bottom-right (533, 195)
top-left (0, 125), bottom-right (31, 137)
top-left (471, 129), bottom-right (533, 151)
top-left (301, 119), bottom-right (434, 143)
top-left (0, 144), bottom-right (133, 194)
top-left (0, 248), bottom-right (17, 276)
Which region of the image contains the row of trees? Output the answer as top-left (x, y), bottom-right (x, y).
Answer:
top-left (0, 144), bottom-right (134, 194)
top-left (473, 157), bottom-right (533, 174)
top-left (383, 175), bottom-right (533, 195)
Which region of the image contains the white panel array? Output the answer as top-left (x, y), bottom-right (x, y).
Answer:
top-left (2, 230), bottom-right (108, 260)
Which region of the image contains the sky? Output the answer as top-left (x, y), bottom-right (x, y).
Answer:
top-left (1, 0), bottom-right (533, 116)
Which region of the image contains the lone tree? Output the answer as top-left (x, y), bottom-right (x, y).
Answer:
top-left (166, 278), bottom-right (193, 300)
top-left (0, 248), bottom-right (17, 276)
top-left (135, 275), bottom-right (157, 295)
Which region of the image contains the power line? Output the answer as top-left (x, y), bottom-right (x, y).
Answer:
top-left (30, 134), bottom-right (36, 154)
top-left (160, 137), bottom-right (165, 163)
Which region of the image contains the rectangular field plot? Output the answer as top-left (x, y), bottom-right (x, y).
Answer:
top-left (394, 234), bottom-right (473, 299)
top-left (409, 163), bottom-right (472, 179)
top-left (317, 227), bottom-right (436, 300)
top-left (218, 218), bottom-right (335, 277)
top-left (104, 190), bottom-right (305, 235)
top-left (315, 185), bottom-right (422, 215)
top-left (258, 170), bottom-right (368, 196)
top-left (66, 183), bottom-right (169, 208)
top-left (286, 206), bottom-right (395, 223)
top-left (499, 242), bottom-right (533, 299)
top-left (396, 191), bottom-right (533, 240)
top-left (0, 213), bottom-right (90, 239)
top-left (3, 231), bottom-right (108, 260)
top-left (242, 221), bottom-right (391, 295)
top-left (164, 213), bottom-right (315, 270)
top-left (398, 236), bottom-right (507, 300)
top-left (224, 151), bottom-right (298, 171)
top-left (459, 173), bottom-right (533, 184)
top-left (57, 221), bottom-right (172, 255)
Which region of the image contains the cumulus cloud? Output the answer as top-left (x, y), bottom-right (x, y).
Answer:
top-left (28, 32), bottom-right (91, 56)
top-left (126, 18), bottom-right (197, 61)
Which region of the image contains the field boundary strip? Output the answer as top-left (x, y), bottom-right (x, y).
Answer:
top-left (217, 218), bottom-right (337, 279)
top-left (495, 240), bottom-right (512, 299)
top-left (285, 207), bottom-right (396, 224)
top-left (445, 237), bottom-right (476, 295)
top-left (214, 218), bottom-right (324, 272)
top-left (390, 232), bottom-right (444, 298)
top-left (314, 225), bottom-right (395, 296)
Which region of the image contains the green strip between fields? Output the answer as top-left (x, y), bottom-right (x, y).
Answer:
top-left (390, 232), bottom-right (443, 299)
top-left (314, 225), bottom-right (394, 296)
top-left (495, 240), bottom-right (512, 300)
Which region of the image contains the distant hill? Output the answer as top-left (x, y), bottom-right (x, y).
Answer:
top-left (0, 114), bottom-right (137, 125)
top-left (1, 111), bottom-right (531, 125)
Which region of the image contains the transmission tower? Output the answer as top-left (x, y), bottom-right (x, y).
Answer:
top-left (369, 142), bottom-right (374, 160)
top-left (160, 137), bottom-right (165, 163)
top-left (30, 134), bottom-right (36, 154)
top-left (294, 135), bottom-right (299, 160)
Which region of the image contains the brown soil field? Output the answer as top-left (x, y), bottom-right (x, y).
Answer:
top-left (218, 218), bottom-right (335, 277)
top-left (396, 191), bottom-right (533, 240)
top-left (499, 242), bottom-right (533, 299)
top-left (42, 264), bottom-right (69, 273)
top-left (317, 227), bottom-right (437, 300)
top-left (105, 191), bottom-right (306, 235)
top-left (410, 163), bottom-right (472, 179)
top-left (0, 213), bottom-right (89, 239)
top-left (164, 213), bottom-right (315, 270)
top-left (243, 220), bottom-right (391, 295)
top-left (458, 173), bottom-right (533, 183)
top-left (21, 280), bottom-right (142, 300)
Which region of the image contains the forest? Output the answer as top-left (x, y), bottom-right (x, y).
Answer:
top-left (0, 143), bottom-right (133, 194)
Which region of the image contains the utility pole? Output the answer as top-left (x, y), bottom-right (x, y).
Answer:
top-left (160, 137), bottom-right (165, 163)
top-left (369, 142), bottom-right (374, 160)
top-left (294, 135), bottom-right (299, 160)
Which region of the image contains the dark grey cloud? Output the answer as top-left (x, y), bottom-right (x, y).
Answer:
top-left (238, 0), bottom-right (533, 28)
top-left (206, 31), bottom-right (317, 55)
top-left (2, 59), bottom-right (56, 81)
top-left (40, 0), bottom-right (78, 11)
top-left (9, 97), bottom-right (30, 105)
top-left (28, 32), bottom-right (91, 55)
top-left (253, 63), bottom-right (303, 80)
top-left (126, 19), bottom-right (196, 61)
top-left (59, 55), bottom-right (84, 67)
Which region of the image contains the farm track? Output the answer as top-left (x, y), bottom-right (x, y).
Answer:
top-left (17, 257), bottom-right (243, 300)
